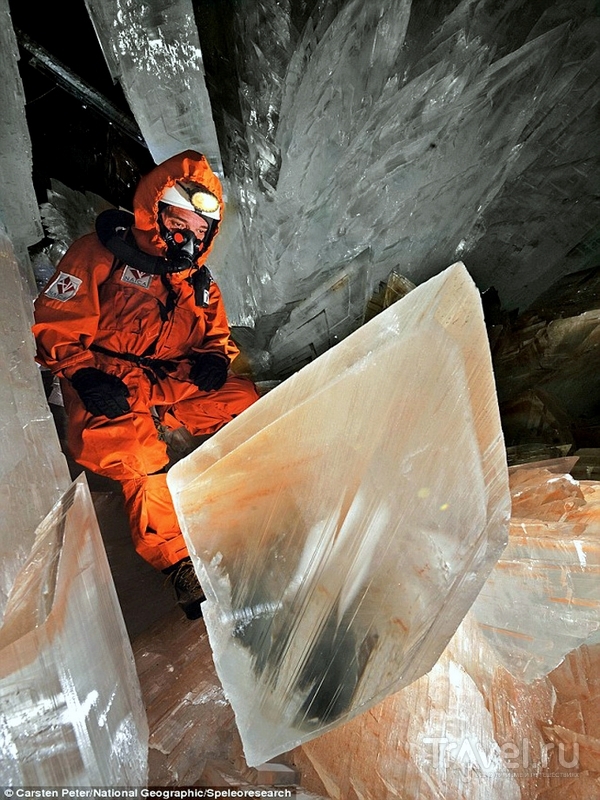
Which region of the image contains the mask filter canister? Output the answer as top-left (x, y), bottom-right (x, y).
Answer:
top-left (163, 227), bottom-right (200, 270)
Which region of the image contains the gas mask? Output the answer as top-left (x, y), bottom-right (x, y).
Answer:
top-left (159, 223), bottom-right (203, 271)
top-left (157, 204), bottom-right (219, 270)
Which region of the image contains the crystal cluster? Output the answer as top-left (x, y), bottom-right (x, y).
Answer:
top-left (0, 475), bottom-right (148, 786)
top-left (168, 262), bottom-right (511, 766)
top-left (200, 0), bottom-right (599, 366)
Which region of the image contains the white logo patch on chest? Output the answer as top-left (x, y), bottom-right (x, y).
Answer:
top-left (44, 271), bottom-right (83, 301)
top-left (121, 265), bottom-right (153, 288)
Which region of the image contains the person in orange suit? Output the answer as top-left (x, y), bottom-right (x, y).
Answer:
top-left (33, 150), bottom-right (259, 619)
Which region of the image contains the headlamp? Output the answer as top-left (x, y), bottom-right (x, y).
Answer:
top-left (159, 182), bottom-right (221, 220)
top-left (187, 187), bottom-right (220, 215)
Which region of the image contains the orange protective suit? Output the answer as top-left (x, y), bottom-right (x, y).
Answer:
top-left (33, 151), bottom-right (259, 570)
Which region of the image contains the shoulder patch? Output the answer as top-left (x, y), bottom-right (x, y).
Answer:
top-left (44, 272), bottom-right (83, 302)
top-left (120, 265), bottom-right (153, 288)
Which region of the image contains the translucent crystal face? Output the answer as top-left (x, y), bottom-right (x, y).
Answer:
top-left (168, 262), bottom-right (511, 766)
top-left (0, 476), bottom-right (148, 785)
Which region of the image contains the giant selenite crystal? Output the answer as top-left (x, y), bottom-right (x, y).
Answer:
top-left (84, 0), bottom-right (222, 171)
top-left (290, 463), bottom-right (600, 799)
top-left (167, 262), bottom-right (511, 765)
top-left (0, 0), bottom-right (43, 253)
top-left (0, 226), bottom-right (70, 617)
top-left (0, 475), bottom-right (148, 785)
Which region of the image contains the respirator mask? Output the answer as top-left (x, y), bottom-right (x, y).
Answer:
top-left (157, 182), bottom-right (220, 270)
top-left (158, 218), bottom-right (203, 271)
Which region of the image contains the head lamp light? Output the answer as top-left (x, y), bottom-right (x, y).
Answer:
top-left (159, 182), bottom-right (221, 220)
top-left (188, 188), bottom-right (220, 215)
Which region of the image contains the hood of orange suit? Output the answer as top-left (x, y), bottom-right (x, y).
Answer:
top-left (131, 150), bottom-right (224, 267)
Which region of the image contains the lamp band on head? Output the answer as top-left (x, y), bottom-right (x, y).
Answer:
top-left (159, 182), bottom-right (220, 220)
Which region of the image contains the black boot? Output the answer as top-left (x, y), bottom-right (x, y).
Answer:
top-left (163, 557), bottom-right (205, 619)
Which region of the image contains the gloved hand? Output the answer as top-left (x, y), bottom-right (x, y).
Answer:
top-left (189, 352), bottom-right (228, 391)
top-left (71, 367), bottom-right (131, 419)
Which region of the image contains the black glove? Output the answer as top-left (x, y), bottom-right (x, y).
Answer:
top-left (71, 367), bottom-right (131, 419)
top-left (189, 353), bottom-right (228, 391)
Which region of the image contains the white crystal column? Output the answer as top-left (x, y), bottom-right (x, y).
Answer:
top-left (0, 0), bottom-right (43, 247)
top-left (0, 227), bottom-right (71, 617)
top-left (0, 0), bottom-right (43, 287)
top-left (168, 261), bottom-right (511, 765)
top-left (0, 2), bottom-right (70, 615)
top-left (0, 475), bottom-right (148, 786)
top-left (84, 0), bottom-right (223, 172)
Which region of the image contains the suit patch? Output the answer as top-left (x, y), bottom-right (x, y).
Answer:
top-left (121, 265), bottom-right (153, 288)
top-left (44, 272), bottom-right (82, 301)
